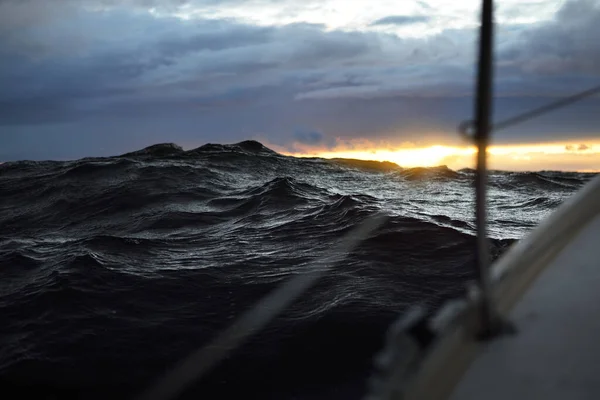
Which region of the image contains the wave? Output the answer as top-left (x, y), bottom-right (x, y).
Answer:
top-left (206, 177), bottom-right (329, 221)
top-left (143, 209), bottom-right (235, 230)
top-left (120, 143), bottom-right (184, 158)
top-left (398, 165), bottom-right (460, 180)
top-left (429, 214), bottom-right (473, 231)
top-left (61, 158), bottom-right (138, 178)
top-left (330, 158), bottom-right (400, 172)
top-left (499, 196), bottom-right (563, 209)
top-left (491, 171), bottom-right (588, 191)
top-left (189, 140), bottom-right (278, 156)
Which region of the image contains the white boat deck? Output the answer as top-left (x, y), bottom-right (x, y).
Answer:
top-left (450, 213), bottom-right (600, 400)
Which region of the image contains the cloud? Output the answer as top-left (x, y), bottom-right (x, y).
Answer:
top-left (497, 1), bottom-right (560, 23)
top-left (500, 0), bottom-right (600, 77)
top-left (295, 85), bottom-right (386, 100)
top-left (1, 7), bottom-right (477, 127)
top-left (370, 15), bottom-right (431, 26)
top-left (293, 128), bottom-right (326, 146)
top-left (565, 144), bottom-right (593, 152)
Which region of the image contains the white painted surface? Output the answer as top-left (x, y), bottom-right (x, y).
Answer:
top-left (450, 214), bottom-right (600, 400)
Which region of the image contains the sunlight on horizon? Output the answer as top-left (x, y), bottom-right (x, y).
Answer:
top-left (281, 140), bottom-right (600, 172)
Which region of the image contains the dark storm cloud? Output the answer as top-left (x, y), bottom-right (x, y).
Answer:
top-left (370, 15), bottom-right (431, 26)
top-left (0, 10), bottom-right (415, 127)
top-left (292, 128), bottom-right (330, 146)
top-left (500, 0), bottom-right (600, 77)
top-left (1, 0), bottom-right (600, 161)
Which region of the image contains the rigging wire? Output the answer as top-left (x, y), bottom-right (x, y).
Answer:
top-left (493, 85), bottom-right (600, 132)
top-left (459, 84), bottom-right (600, 140)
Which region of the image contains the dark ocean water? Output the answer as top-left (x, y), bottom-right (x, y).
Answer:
top-left (0, 140), bottom-right (595, 399)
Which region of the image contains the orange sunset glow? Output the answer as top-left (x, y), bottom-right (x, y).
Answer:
top-left (280, 139), bottom-right (600, 172)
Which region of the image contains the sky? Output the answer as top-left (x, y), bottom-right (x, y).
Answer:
top-left (0, 0), bottom-right (599, 170)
